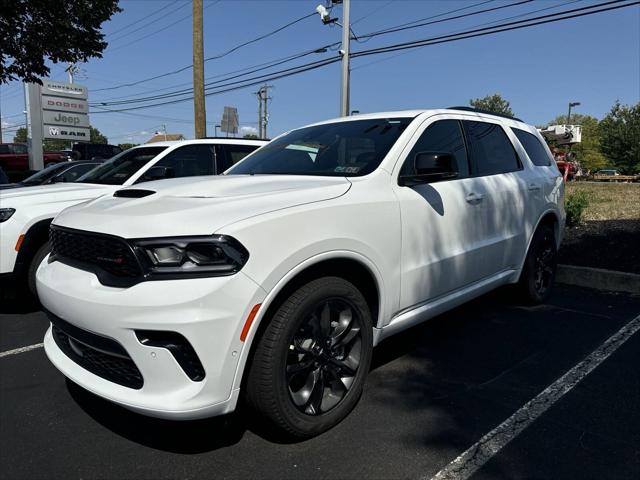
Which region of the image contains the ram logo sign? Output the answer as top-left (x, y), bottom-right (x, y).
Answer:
top-left (47, 126), bottom-right (88, 139)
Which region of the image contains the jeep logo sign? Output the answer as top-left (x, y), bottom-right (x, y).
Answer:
top-left (42, 110), bottom-right (90, 128)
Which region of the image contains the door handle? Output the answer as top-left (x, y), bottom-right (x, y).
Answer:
top-left (528, 183), bottom-right (541, 191)
top-left (465, 192), bottom-right (484, 204)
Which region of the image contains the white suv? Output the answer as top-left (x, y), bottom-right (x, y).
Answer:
top-left (37, 109), bottom-right (564, 438)
top-left (0, 139), bottom-right (266, 296)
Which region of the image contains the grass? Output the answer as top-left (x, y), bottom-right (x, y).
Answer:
top-left (565, 182), bottom-right (640, 221)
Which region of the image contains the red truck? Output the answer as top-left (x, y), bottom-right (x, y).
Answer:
top-left (0, 143), bottom-right (66, 180)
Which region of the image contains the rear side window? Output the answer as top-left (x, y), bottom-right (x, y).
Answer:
top-left (215, 144), bottom-right (260, 172)
top-left (463, 121), bottom-right (520, 176)
top-left (153, 144), bottom-right (215, 178)
top-left (400, 120), bottom-right (469, 178)
top-left (512, 128), bottom-right (552, 166)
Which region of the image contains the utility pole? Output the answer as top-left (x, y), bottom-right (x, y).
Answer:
top-left (339, 0), bottom-right (351, 117)
top-left (256, 85), bottom-right (272, 139)
top-left (193, 0), bottom-right (206, 138)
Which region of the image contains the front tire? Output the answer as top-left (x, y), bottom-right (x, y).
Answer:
top-left (517, 224), bottom-right (557, 304)
top-left (27, 242), bottom-right (50, 298)
top-left (245, 276), bottom-right (373, 439)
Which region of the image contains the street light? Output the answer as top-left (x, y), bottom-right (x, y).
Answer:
top-left (214, 124), bottom-right (221, 136)
top-left (567, 101), bottom-right (580, 124)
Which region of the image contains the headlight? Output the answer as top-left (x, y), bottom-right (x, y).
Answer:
top-left (132, 235), bottom-right (249, 277)
top-left (0, 208), bottom-right (16, 223)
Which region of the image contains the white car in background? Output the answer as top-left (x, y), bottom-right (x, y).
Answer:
top-left (0, 139), bottom-right (266, 296)
top-left (38, 108), bottom-right (564, 438)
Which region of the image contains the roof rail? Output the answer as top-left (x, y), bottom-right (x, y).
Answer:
top-left (447, 106), bottom-right (523, 122)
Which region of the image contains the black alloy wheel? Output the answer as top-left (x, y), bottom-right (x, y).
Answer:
top-left (286, 298), bottom-right (362, 416)
top-left (245, 276), bottom-right (373, 438)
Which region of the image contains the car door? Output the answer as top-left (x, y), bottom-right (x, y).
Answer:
top-left (461, 120), bottom-right (529, 274)
top-left (392, 117), bottom-right (490, 310)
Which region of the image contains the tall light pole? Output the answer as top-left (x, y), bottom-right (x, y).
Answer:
top-left (567, 101), bottom-right (580, 125)
top-left (317, 0), bottom-right (351, 117)
top-left (193, 0), bottom-right (206, 138)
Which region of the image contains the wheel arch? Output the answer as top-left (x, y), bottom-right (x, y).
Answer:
top-left (14, 218), bottom-right (53, 274)
top-left (232, 251), bottom-right (384, 392)
top-left (515, 209), bottom-right (561, 277)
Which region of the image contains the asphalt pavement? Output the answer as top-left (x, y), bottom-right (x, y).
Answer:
top-left (0, 283), bottom-right (638, 480)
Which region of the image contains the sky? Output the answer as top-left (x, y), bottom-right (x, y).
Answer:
top-left (1, 0), bottom-right (639, 145)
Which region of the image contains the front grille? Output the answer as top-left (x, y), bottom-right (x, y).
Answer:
top-left (50, 225), bottom-right (142, 279)
top-left (48, 311), bottom-right (144, 389)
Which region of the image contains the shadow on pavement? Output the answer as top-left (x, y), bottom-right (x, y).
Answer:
top-left (66, 379), bottom-right (247, 454)
top-left (0, 279), bottom-right (41, 314)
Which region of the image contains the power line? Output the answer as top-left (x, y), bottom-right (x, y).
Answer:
top-left (106, 0), bottom-right (180, 38)
top-left (90, 0), bottom-right (531, 106)
top-left (93, 10), bottom-right (317, 92)
top-left (351, 0), bottom-right (584, 71)
top-left (89, 0), bottom-right (638, 114)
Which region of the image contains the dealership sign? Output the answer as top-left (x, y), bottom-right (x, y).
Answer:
top-left (25, 79), bottom-right (92, 168)
top-left (39, 81), bottom-right (90, 140)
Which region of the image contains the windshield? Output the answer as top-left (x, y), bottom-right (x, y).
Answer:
top-left (227, 118), bottom-right (413, 177)
top-left (77, 146), bottom-right (167, 185)
top-left (21, 163), bottom-right (68, 184)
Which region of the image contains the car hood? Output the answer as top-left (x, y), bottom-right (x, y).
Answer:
top-left (0, 182), bottom-right (113, 208)
top-left (53, 175), bottom-right (352, 238)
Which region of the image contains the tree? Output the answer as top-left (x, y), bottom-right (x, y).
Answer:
top-left (469, 93), bottom-right (514, 117)
top-left (13, 127), bottom-right (27, 143)
top-left (0, 1), bottom-right (121, 84)
top-left (12, 125), bottom-right (108, 148)
top-left (90, 126), bottom-right (108, 144)
top-left (549, 114), bottom-right (608, 172)
top-left (599, 101), bottom-right (640, 174)
top-left (117, 143), bottom-right (138, 151)
top-left (243, 134), bottom-right (259, 139)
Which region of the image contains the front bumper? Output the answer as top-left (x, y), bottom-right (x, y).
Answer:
top-left (38, 259), bottom-right (266, 419)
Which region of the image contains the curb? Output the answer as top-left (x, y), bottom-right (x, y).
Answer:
top-left (557, 264), bottom-right (640, 295)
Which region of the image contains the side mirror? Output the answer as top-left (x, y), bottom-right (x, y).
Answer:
top-left (141, 165), bottom-right (172, 182)
top-left (399, 152), bottom-right (458, 186)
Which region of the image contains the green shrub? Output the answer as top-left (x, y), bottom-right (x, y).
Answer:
top-left (565, 190), bottom-right (590, 226)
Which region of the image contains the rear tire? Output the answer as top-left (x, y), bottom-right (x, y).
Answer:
top-left (516, 224), bottom-right (557, 304)
top-left (244, 276), bottom-right (373, 439)
top-left (27, 242), bottom-right (50, 298)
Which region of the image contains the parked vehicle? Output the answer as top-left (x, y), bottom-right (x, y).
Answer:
top-left (0, 139), bottom-right (266, 297)
top-left (71, 143), bottom-right (122, 160)
top-left (0, 161), bottom-right (102, 190)
top-left (594, 169), bottom-right (620, 176)
top-left (0, 143), bottom-right (67, 179)
top-left (37, 109), bottom-right (565, 438)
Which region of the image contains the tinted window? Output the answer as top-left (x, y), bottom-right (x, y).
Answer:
top-left (21, 163), bottom-right (69, 184)
top-left (0, 145), bottom-right (9, 154)
top-left (216, 144), bottom-right (261, 172)
top-left (151, 144), bottom-right (215, 179)
top-left (77, 146), bottom-right (167, 185)
top-left (512, 128), bottom-right (551, 166)
top-left (58, 163), bottom-right (99, 182)
top-left (464, 121), bottom-right (520, 176)
top-left (400, 120), bottom-right (469, 178)
top-left (227, 118), bottom-right (412, 177)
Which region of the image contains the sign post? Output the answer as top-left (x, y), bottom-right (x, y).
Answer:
top-left (25, 79), bottom-right (90, 169)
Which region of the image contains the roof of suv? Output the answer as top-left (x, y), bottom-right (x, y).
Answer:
top-left (133, 138), bottom-right (268, 149)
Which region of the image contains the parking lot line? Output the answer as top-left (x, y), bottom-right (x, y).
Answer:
top-left (0, 343), bottom-right (44, 359)
top-left (427, 313), bottom-right (640, 480)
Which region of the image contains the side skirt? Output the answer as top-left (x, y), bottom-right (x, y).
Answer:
top-left (374, 269), bottom-right (516, 345)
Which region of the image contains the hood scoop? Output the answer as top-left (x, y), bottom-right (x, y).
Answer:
top-left (113, 189), bottom-right (155, 198)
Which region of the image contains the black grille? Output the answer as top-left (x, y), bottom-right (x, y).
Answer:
top-left (50, 225), bottom-right (142, 279)
top-left (48, 311), bottom-right (144, 389)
